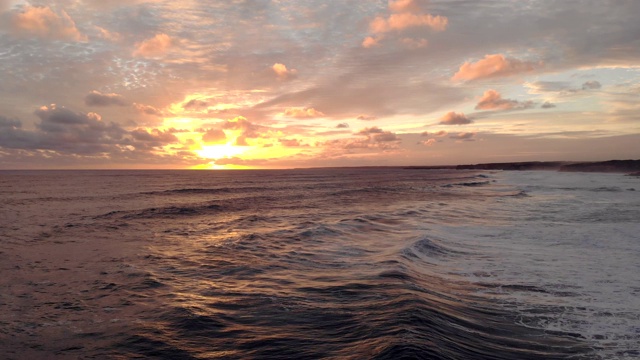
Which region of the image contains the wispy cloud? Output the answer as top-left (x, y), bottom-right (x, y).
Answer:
top-left (11, 5), bottom-right (87, 41)
top-left (133, 33), bottom-right (173, 57)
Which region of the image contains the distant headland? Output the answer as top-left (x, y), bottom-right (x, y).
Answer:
top-left (405, 160), bottom-right (640, 176)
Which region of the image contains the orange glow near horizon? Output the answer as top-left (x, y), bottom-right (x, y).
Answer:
top-left (191, 163), bottom-right (253, 170)
top-left (196, 142), bottom-right (250, 159)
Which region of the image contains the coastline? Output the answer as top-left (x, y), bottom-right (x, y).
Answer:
top-left (405, 159), bottom-right (640, 176)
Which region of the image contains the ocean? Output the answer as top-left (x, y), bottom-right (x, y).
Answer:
top-left (0, 168), bottom-right (638, 359)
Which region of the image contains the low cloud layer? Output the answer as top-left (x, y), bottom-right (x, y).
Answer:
top-left (0, 105), bottom-right (181, 158)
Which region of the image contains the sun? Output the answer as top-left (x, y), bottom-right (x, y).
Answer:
top-left (196, 142), bottom-right (249, 159)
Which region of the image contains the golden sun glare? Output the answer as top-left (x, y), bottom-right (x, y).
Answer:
top-left (196, 142), bottom-right (249, 160)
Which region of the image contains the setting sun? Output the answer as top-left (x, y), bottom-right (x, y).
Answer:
top-left (196, 142), bottom-right (250, 160)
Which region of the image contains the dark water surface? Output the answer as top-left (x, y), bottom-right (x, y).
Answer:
top-left (1, 169), bottom-right (638, 359)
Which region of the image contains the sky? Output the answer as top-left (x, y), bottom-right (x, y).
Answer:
top-left (0, 0), bottom-right (639, 169)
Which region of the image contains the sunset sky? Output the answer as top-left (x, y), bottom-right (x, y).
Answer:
top-left (0, 0), bottom-right (639, 169)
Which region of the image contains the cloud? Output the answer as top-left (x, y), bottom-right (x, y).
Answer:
top-left (255, 78), bottom-right (464, 121)
top-left (388, 0), bottom-right (421, 13)
top-left (602, 84), bottom-right (640, 123)
top-left (525, 81), bottom-right (571, 93)
top-left (438, 111), bottom-right (472, 125)
top-left (272, 63), bottom-right (297, 80)
top-left (183, 99), bottom-right (210, 111)
top-left (82, 0), bottom-right (165, 10)
top-left (95, 26), bottom-right (122, 42)
top-left (202, 128), bottom-right (227, 144)
top-left (129, 128), bottom-right (178, 146)
top-left (433, 130), bottom-right (448, 137)
top-left (11, 5), bottom-right (87, 41)
top-left (525, 80), bottom-right (603, 96)
top-left (324, 126), bottom-right (401, 151)
top-left (133, 103), bottom-right (163, 116)
top-left (356, 114), bottom-right (377, 121)
top-left (1, 105), bottom-right (122, 154)
top-left (362, 36), bottom-right (380, 48)
top-left (0, 105), bottom-right (183, 158)
top-left (234, 136), bottom-right (249, 146)
top-left (418, 138), bottom-right (436, 146)
top-left (133, 33), bottom-right (172, 57)
top-left (582, 80), bottom-right (602, 90)
top-left (85, 91), bottom-right (129, 107)
top-left (475, 89), bottom-right (534, 110)
top-left (357, 126), bottom-right (400, 142)
top-left (279, 138), bottom-right (306, 147)
top-left (401, 37), bottom-right (428, 49)
top-left (541, 101), bottom-right (556, 109)
top-left (336, 123), bottom-right (349, 128)
top-left (0, 0), bottom-right (10, 11)
top-left (370, 12), bottom-right (448, 34)
top-left (452, 54), bottom-right (540, 81)
top-left (213, 156), bottom-right (272, 167)
top-left (220, 116), bottom-right (267, 140)
top-left (363, 0), bottom-right (446, 48)
top-left (357, 126), bottom-right (385, 135)
top-left (450, 132), bottom-right (476, 141)
top-left (284, 107), bottom-right (325, 118)
top-left (0, 116), bottom-right (21, 129)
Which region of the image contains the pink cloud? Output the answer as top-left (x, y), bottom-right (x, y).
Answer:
top-left (362, 36), bottom-right (380, 48)
top-left (362, 0), bottom-right (446, 48)
top-left (356, 114), bottom-right (377, 121)
top-left (202, 129), bottom-right (227, 144)
top-left (356, 126), bottom-right (400, 142)
top-left (234, 136), bottom-right (249, 146)
top-left (133, 33), bottom-right (172, 57)
top-left (95, 26), bottom-right (121, 42)
top-left (370, 12), bottom-right (448, 34)
top-left (272, 63), bottom-right (297, 80)
top-left (284, 107), bottom-right (325, 118)
top-left (438, 111), bottom-right (472, 125)
top-left (418, 138), bottom-right (436, 146)
top-left (388, 0), bottom-right (421, 13)
top-left (450, 132), bottom-right (476, 141)
top-left (325, 126), bottom-right (401, 150)
top-left (452, 54), bottom-right (540, 81)
top-left (133, 103), bottom-right (163, 116)
top-left (12, 6), bottom-right (86, 41)
top-left (280, 138), bottom-right (307, 147)
top-left (475, 89), bottom-right (534, 110)
top-left (357, 126), bottom-right (385, 135)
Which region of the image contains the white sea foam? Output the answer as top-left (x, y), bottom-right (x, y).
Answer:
top-left (429, 171), bottom-right (640, 359)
